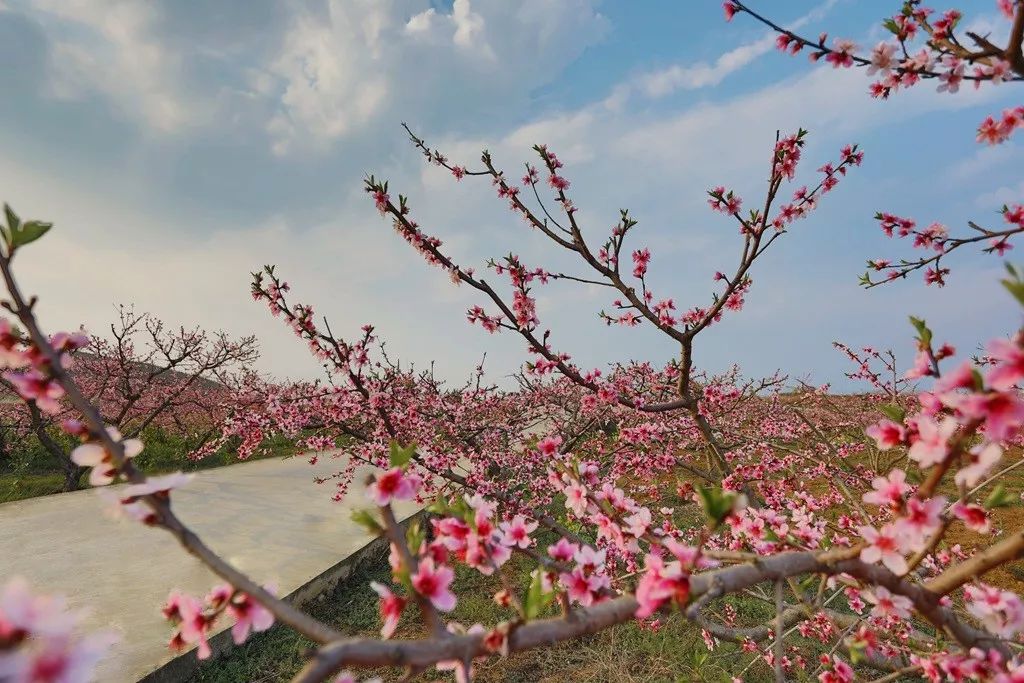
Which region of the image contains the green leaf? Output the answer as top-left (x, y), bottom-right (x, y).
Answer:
top-left (879, 403), bottom-right (906, 424)
top-left (405, 520), bottom-right (425, 552)
top-left (389, 441), bottom-right (417, 469)
top-left (695, 485), bottom-right (743, 529)
top-left (351, 508), bottom-right (384, 535)
top-left (849, 640), bottom-right (866, 665)
top-left (4, 204), bottom-right (20, 233)
top-left (427, 496), bottom-right (451, 516)
top-left (1002, 279), bottom-right (1024, 307)
top-left (12, 220), bottom-right (52, 248)
top-left (984, 484), bottom-right (1015, 509)
top-left (524, 568), bottom-right (553, 620)
top-left (1001, 264), bottom-right (1024, 307)
top-left (909, 316), bottom-right (932, 346)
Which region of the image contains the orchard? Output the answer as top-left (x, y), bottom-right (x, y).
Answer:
top-left (2, 2), bottom-right (1024, 682)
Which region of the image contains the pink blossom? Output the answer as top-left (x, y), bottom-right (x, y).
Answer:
top-left (955, 442), bottom-right (1002, 488)
top-left (952, 501), bottom-right (991, 533)
top-left (635, 552), bottom-right (690, 618)
top-left (865, 419), bottom-right (905, 450)
top-left (905, 350), bottom-right (933, 379)
top-left (120, 472), bottom-right (194, 499)
top-left (858, 524), bottom-right (909, 574)
top-left (163, 590), bottom-right (212, 659)
top-left (867, 42), bottom-right (896, 75)
top-left (826, 39), bottom-right (857, 68)
top-left (369, 582), bottom-right (406, 639)
top-left (4, 369), bottom-right (65, 414)
top-left (957, 391), bottom-right (1024, 441)
top-left (536, 435), bottom-right (562, 456)
top-left (864, 586), bottom-right (913, 620)
top-left (862, 469), bottom-right (910, 507)
top-left (964, 583), bottom-right (1024, 638)
top-left (907, 416), bottom-right (957, 468)
top-left (70, 428), bottom-right (144, 486)
top-left (0, 319), bottom-right (27, 368)
top-left (559, 567), bottom-right (605, 607)
top-left (819, 655), bottom-right (854, 683)
top-left (410, 558), bottom-right (456, 611)
top-left (366, 467), bottom-right (421, 507)
top-left (499, 515), bottom-right (538, 549)
top-left (225, 588), bottom-right (275, 645)
top-left (933, 361), bottom-right (977, 395)
top-left (547, 538), bottom-right (579, 563)
top-left (0, 578), bottom-right (116, 683)
top-left (564, 481), bottom-right (588, 516)
top-left (898, 496), bottom-right (946, 552)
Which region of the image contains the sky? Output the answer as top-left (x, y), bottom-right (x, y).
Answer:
top-left (0, 0), bottom-right (1019, 390)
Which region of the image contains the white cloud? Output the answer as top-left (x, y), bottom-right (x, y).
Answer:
top-left (946, 141), bottom-right (1020, 184)
top-left (2, 1), bottom-right (1018, 389)
top-left (24, 0), bottom-right (193, 132)
top-left (628, 0), bottom-right (839, 102)
top-left (263, 0), bottom-right (608, 154)
top-left (266, 2), bottom-right (393, 156)
top-left (977, 179), bottom-right (1024, 208)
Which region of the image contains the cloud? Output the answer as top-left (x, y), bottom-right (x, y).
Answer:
top-left (264, 2), bottom-right (393, 156)
top-left (262, 0), bottom-right (609, 154)
top-left (946, 141), bottom-right (1020, 184)
top-left (1, 1), bottom-right (1018, 390)
top-left (626, 0), bottom-right (838, 102)
top-left (976, 179), bottom-right (1024, 208)
top-left (405, 0), bottom-right (494, 58)
top-left (18, 0), bottom-right (193, 132)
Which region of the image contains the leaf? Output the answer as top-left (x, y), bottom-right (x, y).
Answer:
top-left (524, 568), bottom-right (553, 620)
top-left (695, 485), bottom-right (741, 529)
top-left (351, 508), bottom-right (384, 535)
top-left (984, 484), bottom-right (1015, 509)
top-left (427, 496), bottom-right (451, 516)
top-left (389, 441), bottom-right (417, 469)
top-left (12, 220), bottom-right (52, 248)
top-left (1001, 278), bottom-right (1024, 307)
top-left (1001, 264), bottom-right (1024, 307)
top-left (909, 316), bottom-right (932, 346)
top-left (4, 204), bottom-right (20, 232)
top-left (405, 520), bottom-right (425, 552)
top-left (879, 403), bottom-right (906, 424)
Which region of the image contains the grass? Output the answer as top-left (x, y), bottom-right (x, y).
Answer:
top-left (196, 531), bottom-right (830, 683)
top-left (193, 438), bottom-right (1024, 682)
top-left (0, 471), bottom-right (66, 503)
top-left (0, 429), bottom-right (302, 504)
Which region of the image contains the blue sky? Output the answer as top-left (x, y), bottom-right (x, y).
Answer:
top-left (0, 0), bottom-right (1019, 389)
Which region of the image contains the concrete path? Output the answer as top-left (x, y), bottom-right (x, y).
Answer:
top-left (0, 455), bottom-right (420, 682)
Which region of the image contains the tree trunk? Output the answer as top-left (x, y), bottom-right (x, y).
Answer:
top-left (26, 401), bottom-right (80, 492)
top-left (62, 463), bottom-right (86, 492)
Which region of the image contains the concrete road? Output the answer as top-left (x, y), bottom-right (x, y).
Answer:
top-left (0, 454), bottom-right (420, 682)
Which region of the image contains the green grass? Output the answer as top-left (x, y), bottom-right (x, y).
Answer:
top-left (194, 535), bottom-right (800, 683)
top-left (0, 429), bottom-right (302, 504)
top-left (0, 471), bottom-right (66, 502)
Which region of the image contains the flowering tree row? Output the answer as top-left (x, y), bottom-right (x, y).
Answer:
top-left (0, 298), bottom-right (260, 491)
top-left (3, 2), bottom-right (1024, 682)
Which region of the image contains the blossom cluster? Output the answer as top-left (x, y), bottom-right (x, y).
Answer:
top-left (0, 578), bottom-right (115, 683)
